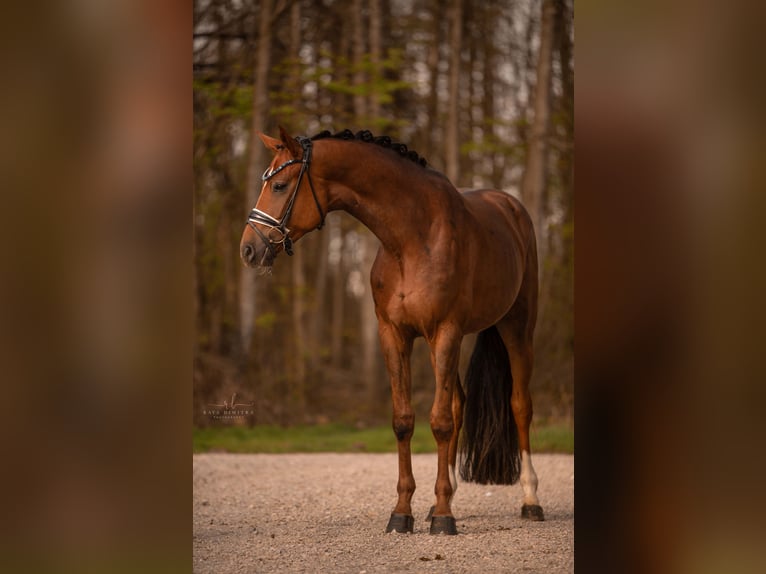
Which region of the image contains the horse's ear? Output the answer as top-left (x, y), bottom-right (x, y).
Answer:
top-left (278, 125), bottom-right (303, 159)
top-left (259, 133), bottom-right (283, 153)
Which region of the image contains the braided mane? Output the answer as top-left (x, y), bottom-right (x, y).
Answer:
top-left (309, 129), bottom-right (428, 168)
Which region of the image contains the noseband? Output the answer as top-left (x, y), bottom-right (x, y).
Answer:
top-left (247, 137), bottom-right (325, 257)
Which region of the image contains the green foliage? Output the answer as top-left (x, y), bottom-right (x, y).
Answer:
top-left (254, 311), bottom-right (278, 330)
top-left (269, 48), bottom-right (412, 131)
top-left (192, 422), bottom-right (573, 454)
top-left (194, 79), bottom-right (253, 122)
top-left (459, 137), bottom-right (524, 162)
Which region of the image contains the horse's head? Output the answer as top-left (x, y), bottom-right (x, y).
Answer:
top-left (240, 126), bottom-right (325, 269)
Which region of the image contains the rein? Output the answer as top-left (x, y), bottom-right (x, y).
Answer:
top-left (247, 137), bottom-right (325, 257)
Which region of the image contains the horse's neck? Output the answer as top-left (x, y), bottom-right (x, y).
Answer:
top-left (321, 143), bottom-right (451, 255)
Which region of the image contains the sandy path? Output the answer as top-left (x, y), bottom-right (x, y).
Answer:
top-left (193, 453), bottom-right (573, 573)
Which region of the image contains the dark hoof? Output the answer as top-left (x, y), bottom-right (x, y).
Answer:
top-left (386, 513), bottom-right (414, 533)
top-left (429, 515), bottom-right (458, 535)
top-left (521, 504), bottom-right (545, 521)
top-left (425, 505), bottom-right (435, 522)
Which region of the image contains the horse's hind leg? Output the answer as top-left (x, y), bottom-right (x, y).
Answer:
top-left (508, 340), bottom-right (544, 521)
top-left (497, 305), bottom-right (545, 521)
top-left (449, 376), bottom-right (465, 499)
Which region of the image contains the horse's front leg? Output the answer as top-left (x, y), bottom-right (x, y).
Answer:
top-left (426, 374), bottom-right (464, 523)
top-left (427, 325), bottom-right (462, 535)
top-left (379, 321), bottom-right (416, 533)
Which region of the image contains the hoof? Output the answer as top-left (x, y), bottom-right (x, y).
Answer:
top-left (425, 505), bottom-right (435, 522)
top-left (386, 513), bottom-right (414, 533)
top-left (521, 504), bottom-right (545, 521)
top-left (429, 515), bottom-right (458, 535)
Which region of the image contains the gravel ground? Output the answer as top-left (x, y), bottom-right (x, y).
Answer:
top-left (193, 453), bottom-right (573, 573)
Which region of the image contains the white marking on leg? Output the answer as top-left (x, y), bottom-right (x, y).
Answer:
top-left (520, 450), bottom-right (540, 506)
top-left (449, 464), bottom-right (458, 501)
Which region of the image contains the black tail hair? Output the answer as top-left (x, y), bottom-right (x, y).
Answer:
top-left (459, 326), bottom-right (520, 485)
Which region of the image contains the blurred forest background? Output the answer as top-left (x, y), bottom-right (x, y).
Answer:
top-left (193, 0), bottom-right (573, 428)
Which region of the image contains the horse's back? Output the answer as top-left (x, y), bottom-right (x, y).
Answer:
top-left (459, 188), bottom-right (535, 252)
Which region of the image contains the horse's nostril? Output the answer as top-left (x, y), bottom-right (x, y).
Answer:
top-left (242, 244), bottom-right (254, 261)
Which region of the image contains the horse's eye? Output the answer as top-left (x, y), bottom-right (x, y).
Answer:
top-left (273, 182), bottom-right (288, 193)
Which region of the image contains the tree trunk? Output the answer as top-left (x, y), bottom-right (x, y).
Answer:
top-left (311, 218), bottom-right (330, 370)
top-left (481, 5), bottom-right (500, 187)
top-left (238, 0), bottom-right (273, 357)
top-left (291, 247), bottom-right (307, 418)
top-left (362, 0), bottom-right (384, 413)
top-left (369, 0), bottom-right (382, 123)
top-left (445, 0), bottom-right (462, 184)
top-left (555, 0), bottom-right (573, 241)
top-left (520, 0), bottom-right (555, 253)
top-left (360, 237), bottom-right (380, 416)
top-left (467, 8), bottom-right (479, 185)
top-left (423, 0), bottom-right (442, 162)
top-left (288, 0), bottom-right (307, 420)
top-left (330, 216), bottom-right (345, 369)
top-left (351, 0), bottom-right (367, 124)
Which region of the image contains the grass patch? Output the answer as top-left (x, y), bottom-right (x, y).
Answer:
top-left (530, 422), bottom-right (574, 453)
top-left (194, 422), bottom-right (573, 455)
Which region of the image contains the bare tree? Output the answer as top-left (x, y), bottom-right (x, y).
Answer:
top-left (239, 0), bottom-right (273, 356)
top-left (369, 0), bottom-right (382, 123)
top-left (352, 0), bottom-right (368, 124)
top-left (288, 0), bottom-right (307, 419)
top-left (362, 0), bottom-right (384, 410)
top-left (445, 0), bottom-right (462, 184)
top-left (520, 0), bottom-right (556, 251)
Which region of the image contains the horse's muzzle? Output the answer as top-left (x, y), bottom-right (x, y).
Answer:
top-left (241, 243), bottom-right (255, 263)
top-left (240, 241), bottom-right (274, 268)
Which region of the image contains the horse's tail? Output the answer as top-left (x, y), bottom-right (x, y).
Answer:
top-left (459, 326), bottom-right (521, 485)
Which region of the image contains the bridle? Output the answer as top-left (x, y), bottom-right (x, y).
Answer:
top-left (246, 136), bottom-right (324, 257)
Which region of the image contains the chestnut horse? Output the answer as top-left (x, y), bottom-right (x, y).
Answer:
top-left (240, 127), bottom-right (543, 534)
